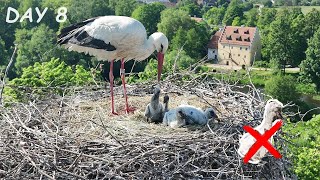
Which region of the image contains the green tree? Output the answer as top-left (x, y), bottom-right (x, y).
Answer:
top-left (265, 75), bottom-right (298, 103)
top-left (300, 27), bottom-right (320, 92)
top-left (283, 115), bottom-right (320, 180)
top-left (132, 2), bottom-right (166, 35)
top-left (17, 0), bottom-right (41, 29)
top-left (257, 8), bottom-right (277, 32)
top-left (171, 28), bottom-right (188, 50)
top-left (170, 23), bottom-right (209, 58)
top-left (265, 9), bottom-right (298, 71)
top-left (204, 7), bottom-right (226, 26)
top-left (0, 0), bottom-right (19, 51)
top-left (40, 0), bottom-right (72, 30)
top-left (302, 8), bottom-right (320, 40)
top-left (185, 24), bottom-right (209, 58)
top-left (217, 0), bottom-right (228, 8)
top-left (158, 8), bottom-right (196, 41)
top-left (222, 0), bottom-right (243, 25)
top-left (177, 0), bottom-right (196, 7)
top-left (241, 1), bottom-right (253, 11)
top-left (136, 49), bottom-right (196, 82)
top-left (14, 25), bottom-right (57, 75)
top-left (0, 37), bottom-right (7, 67)
top-left (179, 3), bottom-right (202, 17)
top-left (69, 0), bottom-right (114, 23)
top-left (258, 8), bottom-right (277, 61)
top-left (244, 8), bottom-right (258, 27)
top-left (291, 14), bottom-right (307, 67)
top-left (4, 58), bottom-right (95, 102)
top-left (263, 0), bottom-right (273, 7)
top-left (114, 0), bottom-right (138, 16)
top-left (232, 16), bottom-right (242, 26)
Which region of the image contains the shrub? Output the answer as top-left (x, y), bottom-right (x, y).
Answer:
top-left (296, 83), bottom-right (317, 95)
top-left (4, 58), bottom-right (95, 102)
top-left (253, 60), bottom-right (269, 68)
top-left (134, 50), bottom-right (196, 82)
top-left (265, 75), bottom-right (298, 103)
top-left (283, 115), bottom-right (320, 180)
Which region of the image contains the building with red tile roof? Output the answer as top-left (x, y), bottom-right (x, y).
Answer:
top-left (207, 26), bottom-right (261, 66)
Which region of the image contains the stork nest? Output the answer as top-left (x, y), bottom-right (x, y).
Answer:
top-left (0, 74), bottom-right (296, 179)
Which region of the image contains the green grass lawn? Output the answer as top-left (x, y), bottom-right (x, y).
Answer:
top-left (273, 6), bottom-right (320, 14)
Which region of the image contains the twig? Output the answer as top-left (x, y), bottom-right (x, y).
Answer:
top-left (0, 45), bottom-right (18, 106)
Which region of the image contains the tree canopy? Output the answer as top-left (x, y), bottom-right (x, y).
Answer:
top-left (300, 27), bottom-right (320, 91)
top-left (132, 2), bottom-right (166, 35)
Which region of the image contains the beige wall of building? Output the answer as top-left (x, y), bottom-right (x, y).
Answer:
top-left (217, 28), bottom-right (261, 66)
top-left (217, 44), bottom-right (251, 66)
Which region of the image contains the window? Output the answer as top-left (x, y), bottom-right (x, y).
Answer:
top-left (244, 37), bottom-right (250, 42)
top-left (244, 55), bottom-right (246, 58)
top-left (245, 48), bottom-right (248, 51)
top-left (215, 55), bottom-right (217, 59)
top-left (226, 61), bottom-right (229, 65)
top-left (223, 46), bottom-right (225, 48)
top-left (231, 46), bottom-right (233, 49)
top-left (212, 50), bottom-right (215, 53)
top-left (238, 54), bottom-right (240, 57)
top-left (234, 29), bottom-right (239, 33)
top-left (229, 53), bottom-right (231, 58)
top-left (240, 47), bottom-right (242, 50)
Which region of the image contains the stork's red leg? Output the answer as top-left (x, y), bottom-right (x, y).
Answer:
top-left (109, 60), bottom-right (118, 115)
top-left (120, 59), bottom-right (135, 114)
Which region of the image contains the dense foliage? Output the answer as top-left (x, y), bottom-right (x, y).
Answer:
top-left (130, 49), bottom-right (195, 83)
top-left (300, 27), bottom-right (320, 91)
top-left (265, 75), bottom-right (298, 103)
top-left (4, 58), bottom-right (95, 101)
top-left (284, 115), bottom-right (320, 180)
top-left (132, 3), bottom-right (166, 35)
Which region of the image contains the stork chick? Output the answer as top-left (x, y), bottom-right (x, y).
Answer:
top-left (144, 87), bottom-right (164, 123)
top-left (237, 99), bottom-right (284, 164)
top-left (163, 104), bottom-right (218, 128)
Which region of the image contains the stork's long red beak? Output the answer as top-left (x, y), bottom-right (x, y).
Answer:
top-left (157, 52), bottom-right (164, 82)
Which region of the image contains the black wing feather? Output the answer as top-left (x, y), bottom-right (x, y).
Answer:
top-left (57, 17), bottom-right (116, 51)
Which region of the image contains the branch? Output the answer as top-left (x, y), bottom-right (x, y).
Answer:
top-left (0, 45), bottom-right (18, 106)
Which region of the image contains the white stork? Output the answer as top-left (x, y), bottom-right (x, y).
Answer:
top-left (237, 99), bottom-right (283, 164)
top-left (57, 16), bottom-right (169, 115)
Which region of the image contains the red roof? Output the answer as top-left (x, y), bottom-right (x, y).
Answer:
top-left (219, 26), bottom-right (257, 46)
top-left (207, 31), bottom-right (222, 49)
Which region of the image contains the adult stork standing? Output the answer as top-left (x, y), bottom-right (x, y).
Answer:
top-left (57, 16), bottom-right (169, 115)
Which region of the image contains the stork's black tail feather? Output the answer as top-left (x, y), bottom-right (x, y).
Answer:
top-left (57, 17), bottom-right (98, 45)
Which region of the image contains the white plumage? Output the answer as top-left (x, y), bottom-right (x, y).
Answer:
top-left (59, 16), bottom-right (168, 61)
top-left (237, 99), bottom-right (284, 164)
top-left (58, 16), bottom-right (169, 114)
top-left (163, 104), bottom-right (218, 128)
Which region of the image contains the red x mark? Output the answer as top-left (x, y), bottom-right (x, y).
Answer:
top-left (243, 120), bottom-right (283, 164)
